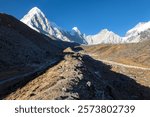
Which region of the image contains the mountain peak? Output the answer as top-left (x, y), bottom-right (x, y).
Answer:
top-left (31, 6), bottom-right (40, 10)
top-left (135, 22), bottom-right (146, 28)
top-left (21, 7), bottom-right (87, 44)
top-left (21, 7), bottom-right (45, 22)
top-left (101, 29), bottom-right (109, 31)
top-left (21, 6), bottom-right (53, 35)
top-left (21, 7), bottom-right (44, 22)
top-left (28, 7), bottom-right (42, 15)
top-left (126, 21), bottom-right (150, 38)
top-left (100, 29), bottom-right (109, 33)
top-left (72, 27), bottom-right (81, 35)
top-left (21, 7), bottom-right (150, 45)
top-left (72, 27), bottom-right (79, 31)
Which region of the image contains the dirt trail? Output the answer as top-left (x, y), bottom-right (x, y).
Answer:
top-left (84, 53), bottom-right (150, 71)
top-left (97, 58), bottom-right (150, 70)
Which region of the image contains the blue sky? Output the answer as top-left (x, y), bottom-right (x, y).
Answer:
top-left (0, 0), bottom-right (150, 36)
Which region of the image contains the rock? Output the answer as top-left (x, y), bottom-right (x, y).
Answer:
top-left (86, 81), bottom-right (92, 87)
top-left (63, 47), bottom-right (74, 53)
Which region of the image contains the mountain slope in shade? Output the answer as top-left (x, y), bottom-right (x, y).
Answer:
top-left (0, 13), bottom-right (60, 70)
top-left (21, 7), bottom-right (87, 44)
top-left (0, 12), bottom-right (79, 95)
top-left (0, 12), bottom-right (77, 72)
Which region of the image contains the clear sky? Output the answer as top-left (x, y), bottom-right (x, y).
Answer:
top-left (0, 0), bottom-right (150, 36)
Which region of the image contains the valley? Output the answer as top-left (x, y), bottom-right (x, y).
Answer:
top-left (0, 7), bottom-right (150, 100)
top-left (4, 49), bottom-right (150, 100)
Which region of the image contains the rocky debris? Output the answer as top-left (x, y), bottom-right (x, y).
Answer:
top-left (4, 52), bottom-right (150, 100)
top-left (63, 47), bottom-right (74, 53)
top-left (4, 53), bottom-right (103, 99)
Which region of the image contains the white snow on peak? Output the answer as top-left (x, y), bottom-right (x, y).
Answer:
top-left (21, 7), bottom-right (70, 41)
top-left (21, 7), bottom-right (87, 44)
top-left (85, 29), bottom-right (122, 45)
top-left (21, 7), bottom-right (45, 24)
top-left (126, 21), bottom-right (150, 37)
top-left (123, 21), bottom-right (150, 43)
top-left (71, 27), bottom-right (82, 35)
top-left (27, 7), bottom-right (43, 15)
top-left (21, 6), bottom-right (54, 35)
top-left (72, 27), bottom-right (80, 32)
top-left (100, 29), bottom-right (109, 32)
top-left (21, 7), bottom-right (150, 45)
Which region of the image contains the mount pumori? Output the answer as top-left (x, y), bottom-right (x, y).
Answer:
top-left (21, 7), bottom-right (86, 44)
top-left (21, 7), bottom-right (150, 45)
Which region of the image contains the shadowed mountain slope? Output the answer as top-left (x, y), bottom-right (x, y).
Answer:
top-left (0, 13), bottom-right (78, 71)
top-left (0, 13), bottom-right (78, 93)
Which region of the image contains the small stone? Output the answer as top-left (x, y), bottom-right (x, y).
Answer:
top-left (62, 88), bottom-right (67, 92)
top-left (86, 81), bottom-right (91, 87)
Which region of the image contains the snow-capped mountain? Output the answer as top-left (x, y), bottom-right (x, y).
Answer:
top-left (21, 7), bottom-right (87, 44)
top-left (124, 21), bottom-right (150, 43)
top-left (70, 27), bottom-right (87, 44)
top-left (21, 7), bottom-right (150, 45)
top-left (86, 29), bottom-right (122, 45)
top-left (86, 21), bottom-right (150, 45)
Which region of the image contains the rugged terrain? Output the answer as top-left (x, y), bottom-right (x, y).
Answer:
top-left (0, 13), bottom-right (150, 100)
top-left (80, 41), bottom-right (150, 88)
top-left (0, 13), bottom-right (77, 95)
top-left (3, 48), bottom-right (150, 100)
top-left (81, 40), bottom-right (150, 68)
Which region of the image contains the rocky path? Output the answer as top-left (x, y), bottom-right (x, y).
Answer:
top-left (4, 52), bottom-right (150, 100)
top-left (84, 53), bottom-right (150, 71)
top-left (97, 58), bottom-right (150, 70)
